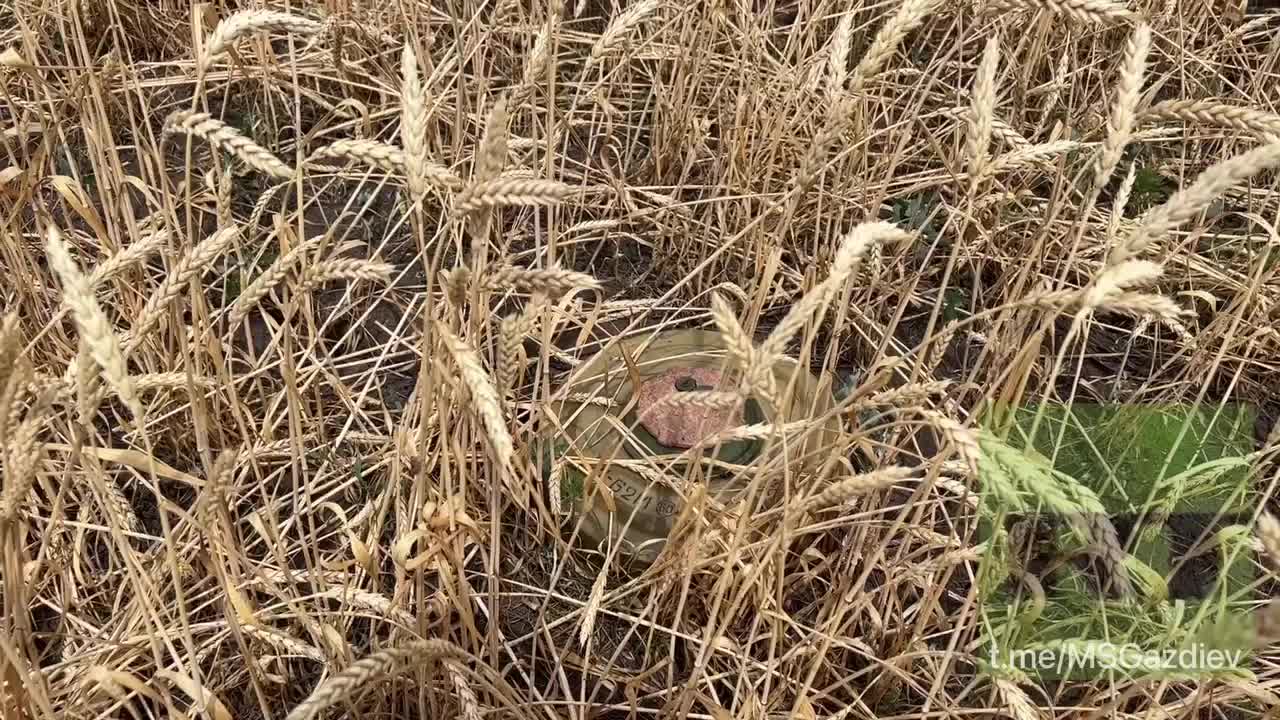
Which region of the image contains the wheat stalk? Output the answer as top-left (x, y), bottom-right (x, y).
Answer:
top-left (401, 45), bottom-right (430, 200)
top-left (800, 466), bottom-right (915, 513)
top-left (452, 177), bottom-right (574, 214)
top-left (966, 36), bottom-right (1000, 179)
top-left (129, 226), bottom-right (240, 349)
top-left (45, 227), bottom-right (141, 420)
top-left (590, 0), bottom-right (663, 63)
top-left (1141, 98), bottom-right (1280, 142)
top-left (296, 260), bottom-right (394, 295)
top-left (164, 111), bottom-right (293, 180)
top-left (201, 10), bottom-right (323, 70)
top-left (1094, 23), bottom-right (1151, 192)
top-left (283, 639), bottom-right (470, 720)
top-left (980, 0), bottom-right (1134, 24)
top-left (826, 14), bottom-right (854, 102)
top-left (436, 322), bottom-right (520, 502)
top-left (1112, 141), bottom-right (1280, 264)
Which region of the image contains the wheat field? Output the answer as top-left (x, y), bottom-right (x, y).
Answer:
top-left (2, 1), bottom-right (1280, 719)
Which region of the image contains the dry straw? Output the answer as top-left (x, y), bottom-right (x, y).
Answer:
top-left (1094, 23), bottom-right (1151, 192)
top-left (1141, 98), bottom-right (1280, 142)
top-left (1111, 141), bottom-right (1280, 264)
top-left (45, 226), bottom-right (141, 419)
top-left (283, 639), bottom-right (470, 720)
top-left (966, 36), bottom-right (1000, 180)
top-left (201, 10), bottom-right (323, 70)
top-left (164, 111), bottom-right (293, 180)
top-left (129, 226), bottom-right (240, 349)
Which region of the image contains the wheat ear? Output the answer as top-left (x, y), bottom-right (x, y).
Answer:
top-left (1141, 98), bottom-right (1280, 142)
top-left (759, 222), bottom-right (912, 360)
top-left (201, 10), bottom-right (323, 70)
top-left (0, 389), bottom-right (53, 522)
top-left (283, 639), bottom-right (470, 720)
top-left (228, 236), bottom-right (322, 327)
top-left (87, 229), bottom-right (168, 288)
top-left (1094, 23), bottom-right (1151, 193)
top-left (45, 227), bottom-right (141, 420)
top-left (497, 295), bottom-right (546, 396)
top-left (980, 0), bottom-right (1134, 24)
top-left (792, 0), bottom-right (940, 196)
top-left (436, 322), bottom-right (519, 501)
top-left (967, 36), bottom-right (1001, 179)
top-left (401, 45), bottom-right (431, 200)
top-left (452, 177), bottom-right (574, 214)
top-left (1112, 141), bottom-right (1280, 264)
top-left (983, 141), bottom-right (1082, 177)
top-left (1081, 259), bottom-right (1163, 308)
top-left (482, 265), bottom-right (601, 295)
top-left (164, 111), bottom-right (293, 179)
top-left (514, 25), bottom-right (552, 106)
top-left (296, 260), bottom-right (395, 295)
top-left (0, 314), bottom-right (24, 446)
top-left (590, 0), bottom-right (663, 63)
top-left (1257, 513), bottom-right (1280, 566)
top-left (308, 140), bottom-right (463, 190)
top-left (826, 14), bottom-right (854, 102)
top-left (129, 226), bottom-right (240, 349)
top-left (709, 293), bottom-right (755, 366)
top-left (800, 466), bottom-right (915, 513)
